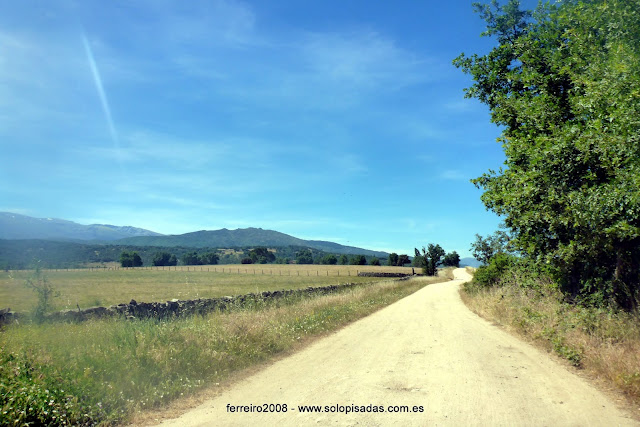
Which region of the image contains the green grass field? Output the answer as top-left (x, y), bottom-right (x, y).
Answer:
top-left (0, 264), bottom-right (416, 313)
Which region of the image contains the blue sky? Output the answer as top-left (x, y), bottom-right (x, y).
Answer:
top-left (0, 1), bottom-right (538, 257)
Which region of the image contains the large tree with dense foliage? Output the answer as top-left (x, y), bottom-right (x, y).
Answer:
top-left (442, 251), bottom-right (461, 268)
top-left (454, 0), bottom-right (640, 307)
top-left (419, 244), bottom-right (445, 276)
top-left (120, 251), bottom-right (142, 268)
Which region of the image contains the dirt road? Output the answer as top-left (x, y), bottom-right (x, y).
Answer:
top-left (156, 269), bottom-right (637, 426)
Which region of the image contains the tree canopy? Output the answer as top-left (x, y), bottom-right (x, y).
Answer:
top-left (120, 251), bottom-right (142, 268)
top-left (455, 0), bottom-right (640, 307)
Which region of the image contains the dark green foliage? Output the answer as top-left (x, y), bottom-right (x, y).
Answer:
top-left (339, 255), bottom-right (349, 265)
top-left (470, 253), bottom-right (517, 289)
top-left (413, 248), bottom-right (425, 268)
top-left (120, 251), bottom-right (142, 267)
top-left (181, 251), bottom-right (200, 266)
top-left (387, 253), bottom-right (399, 266)
top-left (421, 244), bottom-right (445, 276)
top-left (397, 254), bottom-right (410, 267)
top-left (241, 257), bottom-right (253, 264)
top-left (295, 249), bottom-right (314, 265)
top-left (320, 254), bottom-right (338, 265)
top-left (442, 251), bottom-right (461, 268)
top-left (350, 255), bottom-right (367, 266)
top-left (198, 252), bottom-right (219, 265)
top-left (248, 247), bottom-right (275, 264)
top-left (455, 0), bottom-right (640, 308)
top-left (370, 258), bottom-right (381, 266)
top-left (152, 252), bottom-right (177, 266)
top-left (181, 251), bottom-right (219, 265)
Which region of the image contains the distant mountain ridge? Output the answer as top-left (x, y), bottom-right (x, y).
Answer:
top-left (0, 213), bottom-right (389, 258)
top-left (0, 212), bottom-right (162, 241)
top-left (113, 228), bottom-right (389, 258)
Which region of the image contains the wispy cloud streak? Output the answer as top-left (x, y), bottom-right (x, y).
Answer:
top-left (82, 33), bottom-right (124, 174)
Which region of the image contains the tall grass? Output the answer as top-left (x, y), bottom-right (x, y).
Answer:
top-left (0, 277), bottom-right (438, 426)
top-left (461, 270), bottom-right (640, 405)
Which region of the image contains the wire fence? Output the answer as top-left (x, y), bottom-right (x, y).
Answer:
top-left (36, 266), bottom-right (370, 277)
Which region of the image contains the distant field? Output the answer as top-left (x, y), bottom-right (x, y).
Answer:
top-left (0, 264), bottom-right (418, 313)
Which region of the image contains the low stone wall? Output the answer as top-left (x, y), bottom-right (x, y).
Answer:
top-left (0, 283), bottom-right (361, 325)
top-left (357, 272), bottom-right (412, 278)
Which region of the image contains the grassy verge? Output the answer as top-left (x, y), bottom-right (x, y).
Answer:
top-left (0, 276), bottom-right (440, 426)
top-left (461, 274), bottom-right (640, 405)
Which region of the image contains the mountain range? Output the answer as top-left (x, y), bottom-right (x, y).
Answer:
top-left (0, 212), bottom-right (388, 257)
top-left (0, 212), bottom-right (162, 241)
top-left (0, 212), bottom-right (480, 266)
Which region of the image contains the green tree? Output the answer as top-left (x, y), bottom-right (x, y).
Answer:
top-left (443, 251), bottom-right (461, 268)
top-left (370, 257), bottom-right (381, 266)
top-left (120, 251), bottom-right (142, 267)
top-left (248, 247), bottom-right (274, 264)
top-left (339, 254), bottom-right (349, 265)
top-left (387, 253), bottom-right (399, 266)
top-left (350, 255), bottom-right (367, 265)
top-left (320, 254), bottom-right (338, 265)
top-left (454, 0), bottom-right (640, 308)
top-left (152, 252), bottom-right (177, 267)
top-left (397, 254), bottom-right (410, 267)
top-left (199, 252), bottom-right (219, 265)
top-left (470, 231), bottom-right (510, 265)
top-left (421, 244), bottom-right (444, 276)
top-left (295, 249), bottom-right (314, 265)
top-left (181, 251), bottom-right (200, 266)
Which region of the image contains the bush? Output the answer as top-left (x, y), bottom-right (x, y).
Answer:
top-left (23, 265), bottom-right (58, 323)
top-left (470, 253), bottom-right (517, 289)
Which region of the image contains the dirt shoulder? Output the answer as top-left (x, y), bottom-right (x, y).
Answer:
top-left (148, 269), bottom-right (638, 426)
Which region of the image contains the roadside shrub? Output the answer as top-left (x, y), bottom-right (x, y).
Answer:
top-left (468, 253), bottom-right (517, 290)
top-left (23, 266), bottom-right (58, 323)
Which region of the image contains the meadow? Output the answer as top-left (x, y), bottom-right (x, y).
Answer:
top-left (0, 264), bottom-right (418, 313)
top-left (0, 266), bottom-right (444, 426)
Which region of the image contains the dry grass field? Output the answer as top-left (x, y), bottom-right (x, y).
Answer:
top-left (0, 264), bottom-right (418, 313)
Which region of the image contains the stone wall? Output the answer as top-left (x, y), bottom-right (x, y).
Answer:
top-left (0, 283), bottom-right (361, 325)
top-left (357, 272), bottom-right (412, 278)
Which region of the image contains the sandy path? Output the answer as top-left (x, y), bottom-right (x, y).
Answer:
top-left (156, 269), bottom-right (637, 426)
